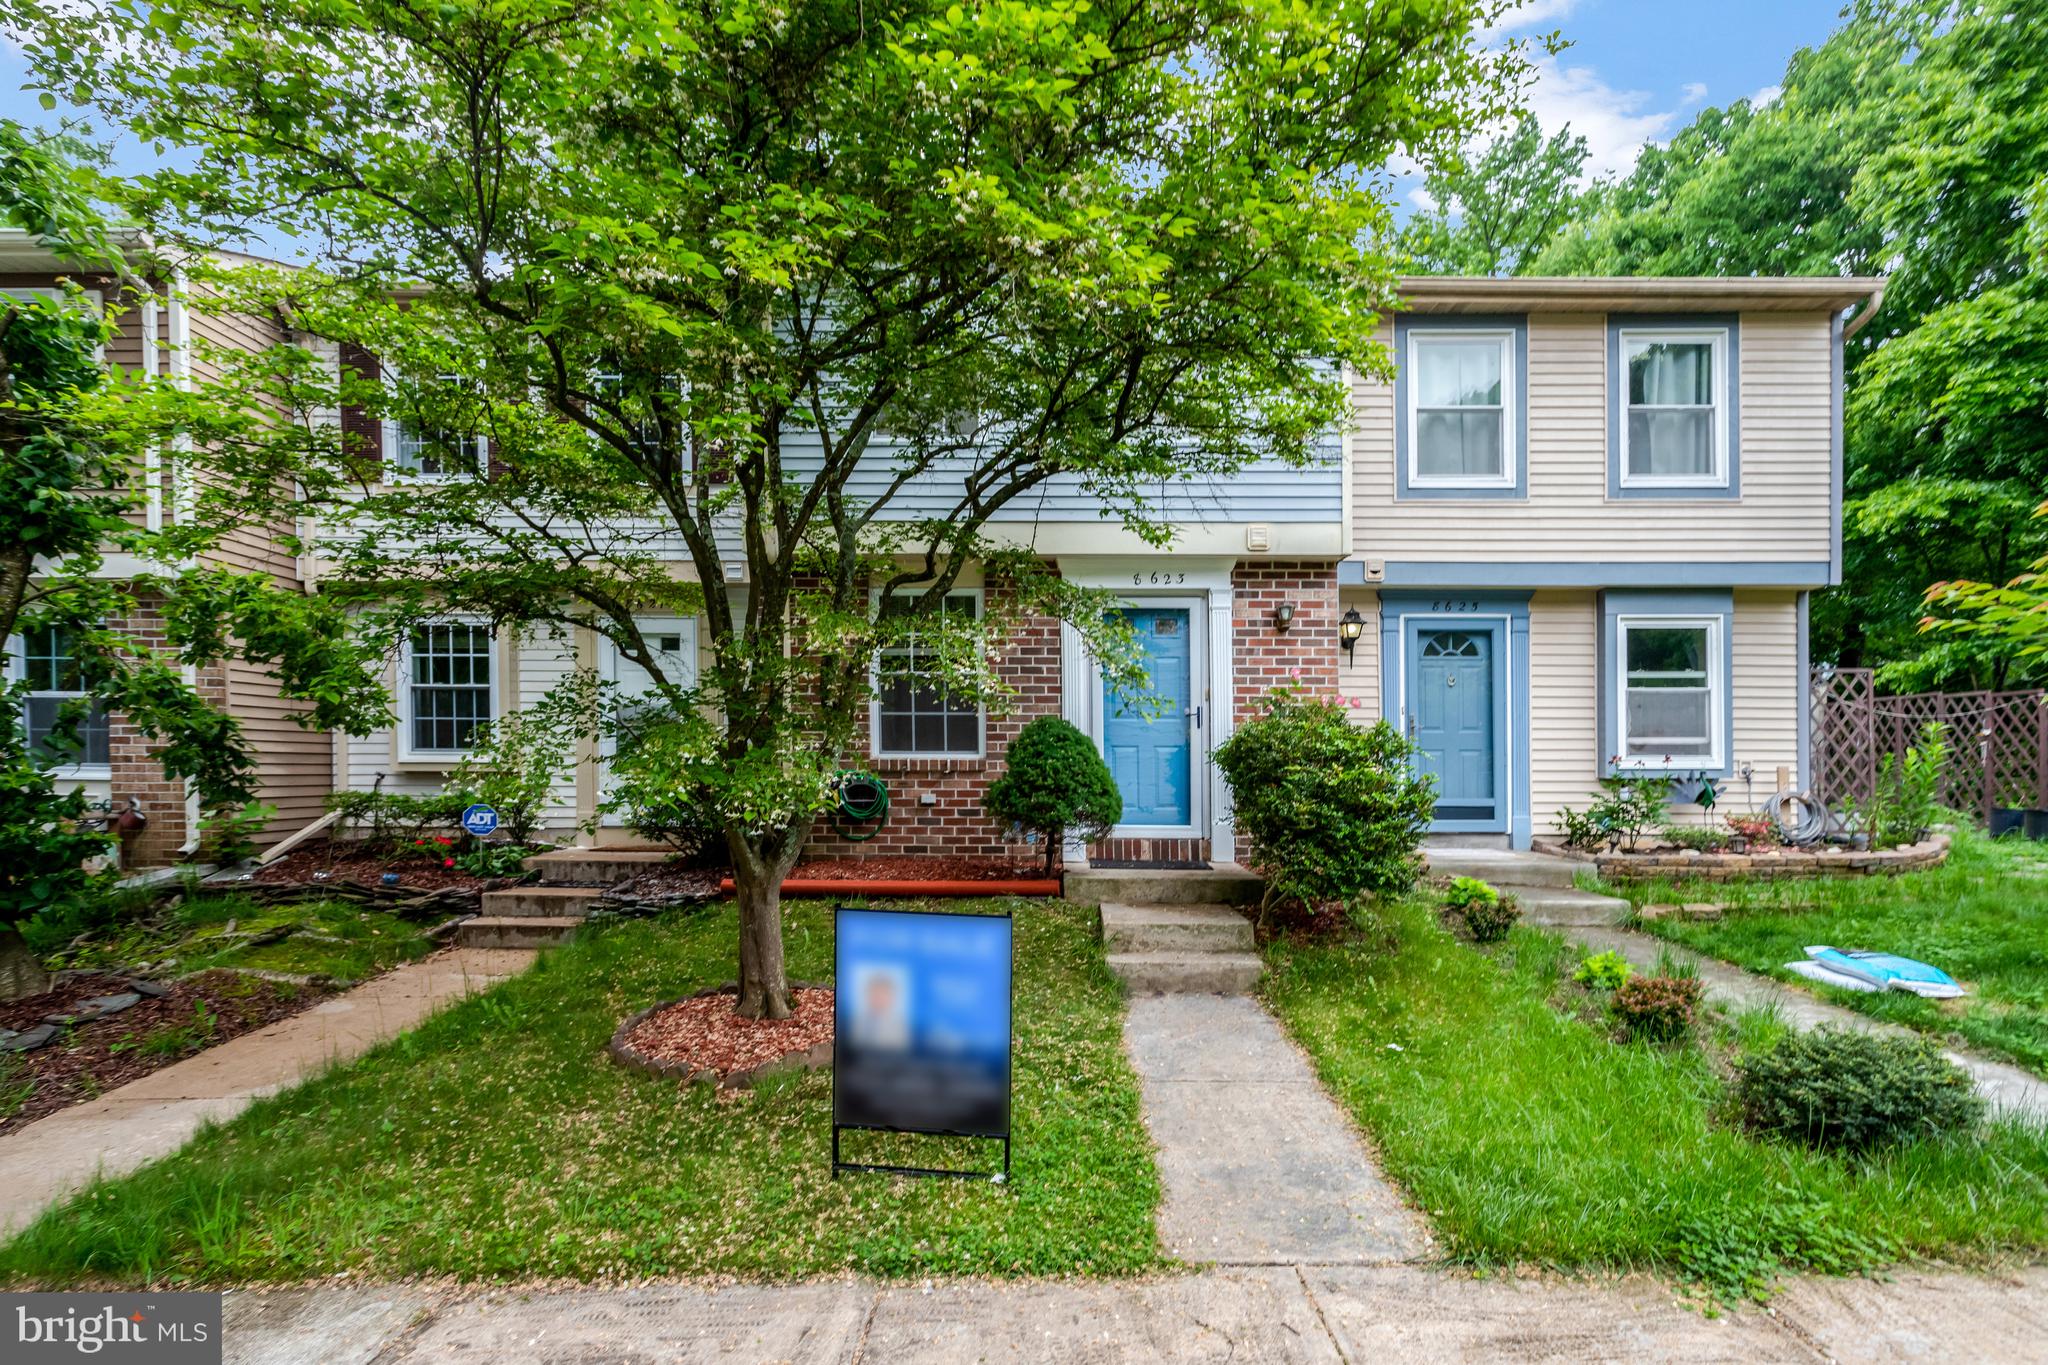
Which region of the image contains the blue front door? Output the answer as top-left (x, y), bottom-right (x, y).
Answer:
top-left (1103, 607), bottom-right (1194, 826)
top-left (1410, 626), bottom-right (1501, 827)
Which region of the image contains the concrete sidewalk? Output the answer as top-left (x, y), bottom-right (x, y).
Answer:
top-left (217, 1264), bottom-right (2048, 1364)
top-left (1565, 926), bottom-right (2048, 1124)
top-left (0, 948), bottom-right (534, 1236)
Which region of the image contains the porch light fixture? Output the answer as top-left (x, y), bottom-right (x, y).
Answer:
top-left (1339, 607), bottom-right (1365, 656)
top-left (1272, 601), bottom-right (1295, 632)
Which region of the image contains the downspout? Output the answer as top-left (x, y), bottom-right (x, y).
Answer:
top-left (1839, 280), bottom-right (1886, 344)
top-left (169, 275), bottom-right (205, 855)
top-left (139, 292), bottom-right (162, 532)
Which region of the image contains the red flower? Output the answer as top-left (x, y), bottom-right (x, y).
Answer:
top-left (443, 857), bottom-right (456, 868)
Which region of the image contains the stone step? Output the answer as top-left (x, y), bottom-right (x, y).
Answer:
top-left (1424, 848), bottom-right (1584, 890)
top-left (1108, 951), bottom-right (1263, 996)
top-left (481, 885), bottom-right (607, 918)
top-left (456, 916), bottom-right (581, 949)
top-left (523, 849), bottom-right (671, 884)
top-left (1509, 884), bottom-right (1631, 927)
top-left (1065, 864), bottom-right (1263, 909)
top-left (1100, 902), bottom-right (1255, 954)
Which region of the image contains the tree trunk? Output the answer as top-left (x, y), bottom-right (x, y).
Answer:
top-left (1043, 831), bottom-right (1058, 877)
top-left (0, 925), bottom-right (48, 1003)
top-left (727, 823), bottom-right (808, 1020)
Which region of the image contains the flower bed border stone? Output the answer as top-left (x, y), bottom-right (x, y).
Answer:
top-left (606, 981), bottom-right (835, 1090)
top-left (1531, 833), bottom-right (1950, 883)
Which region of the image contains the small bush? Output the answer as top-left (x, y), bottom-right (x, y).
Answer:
top-left (1442, 876), bottom-right (1497, 911)
top-left (599, 718), bottom-right (725, 857)
top-left (984, 716), bottom-right (1121, 873)
top-left (447, 676), bottom-right (593, 845)
top-left (1660, 822), bottom-right (1729, 852)
top-left (326, 790), bottom-right (469, 848)
top-left (1850, 722), bottom-right (1948, 850)
top-left (1612, 973), bottom-right (1703, 1043)
top-left (1573, 950), bottom-right (1634, 991)
top-left (1443, 879), bottom-right (1520, 943)
top-left (1553, 806), bottom-right (1604, 852)
top-left (1588, 772), bottom-right (1676, 850)
top-left (1213, 692), bottom-right (1435, 920)
top-left (1723, 812), bottom-right (1779, 848)
top-left (1734, 1027), bottom-right (1985, 1151)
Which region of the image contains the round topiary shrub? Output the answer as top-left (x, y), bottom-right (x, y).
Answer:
top-left (985, 716), bottom-right (1122, 873)
top-left (1444, 876), bottom-right (1520, 943)
top-left (1612, 973), bottom-right (1704, 1043)
top-left (1734, 1026), bottom-right (1985, 1151)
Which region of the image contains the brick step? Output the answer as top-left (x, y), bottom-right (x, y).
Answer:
top-left (523, 849), bottom-right (671, 885)
top-left (1423, 849), bottom-right (1584, 889)
top-left (456, 916), bottom-right (581, 949)
top-left (1108, 951), bottom-right (1263, 996)
top-left (1101, 902), bottom-right (1255, 954)
top-left (1510, 884), bottom-right (1631, 927)
top-left (1064, 864), bottom-right (1263, 909)
top-left (481, 885), bottom-right (607, 918)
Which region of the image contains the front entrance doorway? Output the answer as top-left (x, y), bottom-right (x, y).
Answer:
top-left (1404, 620), bottom-right (1507, 833)
top-left (1104, 606), bottom-right (1197, 827)
top-left (597, 618), bottom-right (697, 825)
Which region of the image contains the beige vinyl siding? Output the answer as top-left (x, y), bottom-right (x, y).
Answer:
top-left (227, 659), bottom-right (329, 845)
top-left (187, 291), bottom-right (303, 581)
top-left (1529, 590), bottom-right (1601, 832)
top-left (1335, 588), bottom-right (1380, 720)
top-left (1351, 312), bottom-right (1834, 564)
top-left (1732, 589), bottom-right (1802, 792)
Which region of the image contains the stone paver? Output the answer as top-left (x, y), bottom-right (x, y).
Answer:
top-left (1565, 926), bottom-right (2048, 1123)
top-left (207, 1267), bottom-right (2048, 1364)
top-left (0, 947), bottom-right (534, 1235)
top-left (1123, 993), bottom-right (1428, 1265)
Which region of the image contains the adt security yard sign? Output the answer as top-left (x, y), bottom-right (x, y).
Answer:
top-left (833, 905), bottom-right (1013, 1181)
top-left (460, 804), bottom-right (500, 838)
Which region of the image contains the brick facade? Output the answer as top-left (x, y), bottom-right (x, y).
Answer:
top-left (1231, 560), bottom-right (1340, 722)
top-left (98, 600), bottom-right (227, 868)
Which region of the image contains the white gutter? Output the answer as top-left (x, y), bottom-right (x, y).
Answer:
top-left (167, 271), bottom-right (194, 526)
top-left (139, 292), bottom-right (163, 531)
top-left (1839, 279), bottom-right (1888, 343)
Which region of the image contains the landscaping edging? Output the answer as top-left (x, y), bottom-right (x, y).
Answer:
top-left (715, 876), bottom-right (1060, 898)
top-left (606, 981), bottom-right (834, 1090)
top-left (1532, 833), bottom-right (1951, 883)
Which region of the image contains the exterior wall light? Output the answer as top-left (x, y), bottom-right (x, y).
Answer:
top-left (1339, 606), bottom-right (1365, 656)
top-left (1272, 601), bottom-right (1295, 632)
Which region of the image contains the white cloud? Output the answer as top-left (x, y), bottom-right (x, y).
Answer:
top-left (1750, 84), bottom-right (1783, 108)
top-left (1521, 55), bottom-right (1683, 181)
top-left (1484, 0), bottom-right (1582, 37)
top-left (1408, 186), bottom-right (1440, 213)
top-left (1681, 81), bottom-right (1709, 104)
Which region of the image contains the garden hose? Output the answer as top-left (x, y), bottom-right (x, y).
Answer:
top-left (832, 770), bottom-right (890, 842)
top-left (1770, 788), bottom-right (1832, 845)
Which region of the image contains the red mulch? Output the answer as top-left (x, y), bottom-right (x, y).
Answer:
top-left (622, 988), bottom-right (835, 1080)
top-left (252, 840), bottom-right (496, 892)
top-left (789, 855), bottom-right (1046, 882)
top-left (0, 970), bottom-right (333, 1135)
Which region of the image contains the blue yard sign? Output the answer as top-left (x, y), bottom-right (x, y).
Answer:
top-left (833, 905), bottom-right (1013, 1181)
top-left (460, 804), bottom-right (500, 838)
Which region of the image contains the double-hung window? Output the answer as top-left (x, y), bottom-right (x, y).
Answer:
top-left (387, 372), bottom-right (485, 479)
top-left (402, 621), bottom-right (495, 757)
top-left (1615, 616), bottom-right (1722, 769)
top-left (15, 625), bottom-right (110, 771)
top-left (1618, 328), bottom-right (1730, 487)
top-left (1407, 329), bottom-right (1515, 488)
top-left (871, 592), bottom-right (984, 758)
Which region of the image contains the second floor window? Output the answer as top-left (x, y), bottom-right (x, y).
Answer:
top-left (404, 621), bottom-right (494, 756)
top-left (16, 624), bottom-right (110, 770)
top-left (1620, 329), bottom-right (1730, 486)
top-left (872, 592), bottom-right (984, 758)
top-left (388, 373), bottom-right (485, 479)
top-left (1408, 330), bottom-right (1514, 488)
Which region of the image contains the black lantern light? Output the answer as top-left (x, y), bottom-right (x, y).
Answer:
top-left (1338, 607), bottom-right (1365, 656)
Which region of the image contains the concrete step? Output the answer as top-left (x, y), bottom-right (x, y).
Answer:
top-left (1065, 864), bottom-right (1263, 909)
top-left (1101, 902), bottom-right (1254, 954)
top-left (456, 916), bottom-right (581, 949)
top-left (1424, 848), bottom-right (1584, 890)
top-left (1108, 951), bottom-right (1263, 996)
top-left (1510, 884), bottom-right (1631, 927)
top-left (480, 885), bottom-right (607, 918)
top-left (523, 849), bottom-right (671, 884)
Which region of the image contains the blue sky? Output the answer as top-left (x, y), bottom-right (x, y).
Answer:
top-left (3, 0), bottom-right (1845, 201)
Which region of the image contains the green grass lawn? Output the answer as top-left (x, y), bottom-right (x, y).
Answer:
top-left (0, 897), bottom-right (1164, 1286)
top-left (1609, 828), bottom-right (2048, 1077)
top-left (38, 891), bottom-right (436, 986)
top-left (1263, 897), bottom-right (2048, 1299)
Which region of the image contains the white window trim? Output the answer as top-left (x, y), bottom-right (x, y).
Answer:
top-left (1405, 327), bottom-right (1517, 490)
top-left (0, 287), bottom-right (106, 363)
top-left (1613, 613), bottom-right (1724, 772)
top-left (6, 628), bottom-right (112, 781)
top-left (867, 587), bottom-right (987, 760)
top-left (397, 617), bottom-right (500, 762)
top-left (380, 367), bottom-right (487, 483)
top-left (1616, 327), bottom-right (1732, 490)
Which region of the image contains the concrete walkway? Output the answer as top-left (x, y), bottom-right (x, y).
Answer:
top-left (0, 947), bottom-right (535, 1236)
top-left (1123, 994), bottom-right (1428, 1265)
top-left (216, 1264), bottom-right (2048, 1364)
top-left (1566, 925), bottom-right (2048, 1123)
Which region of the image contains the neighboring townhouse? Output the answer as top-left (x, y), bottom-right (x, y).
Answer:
top-left (1338, 276), bottom-right (1883, 849)
top-left (2, 230), bottom-right (328, 866)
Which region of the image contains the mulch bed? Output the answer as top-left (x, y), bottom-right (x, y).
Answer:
top-left (607, 863), bottom-right (729, 903)
top-left (610, 985), bottom-right (835, 1088)
top-left (252, 841), bottom-right (498, 893)
top-left (0, 970), bottom-right (333, 1135)
top-left (788, 855), bottom-right (1046, 882)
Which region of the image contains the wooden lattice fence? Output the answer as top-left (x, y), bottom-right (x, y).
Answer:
top-left (1810, 667), bottom-right (2048, 822)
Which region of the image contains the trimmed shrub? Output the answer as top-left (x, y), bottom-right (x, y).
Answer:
top-left (1735, 1027), bottom-right (1984, 1151)
top-left (1573, 950), bottom-right (1634, 991)
top-left (1214, 692), bottom-right (1435, 922)
top-left (1442, 876), bottom-right (1520, 943)
top-left (984, 717), bottom-right (1121, 873)
top-left (1612, 973), bottom-right (1703, 1043)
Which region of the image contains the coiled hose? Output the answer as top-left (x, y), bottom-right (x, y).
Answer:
top-left (832, 770), bottom-right (890, 842)
top-left (1769, 788), bottom-right (1832, 845)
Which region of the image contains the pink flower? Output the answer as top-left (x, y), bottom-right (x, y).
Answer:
top-left (1287, 666), bottom-right (1301, 679)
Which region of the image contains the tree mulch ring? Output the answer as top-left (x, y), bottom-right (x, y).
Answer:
top-left (609, 983), bottom-right (834, 1089)
top-left (0, 970), bottom-right (333, 1135)
top-left (252, 840), bottom-right (499, 893)
top-left (788, 855), bottom-right (1044, 882)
